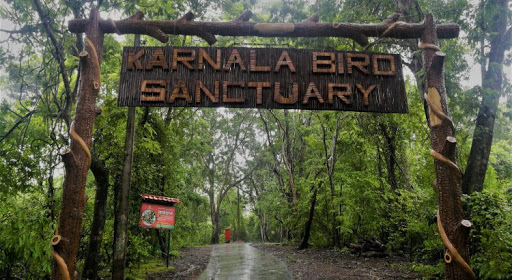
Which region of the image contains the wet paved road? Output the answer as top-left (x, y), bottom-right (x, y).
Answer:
top-left (198, 243), bottom-right (293, 280)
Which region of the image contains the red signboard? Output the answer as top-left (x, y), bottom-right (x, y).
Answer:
top-left (139, 203), bottom-right (175, 229)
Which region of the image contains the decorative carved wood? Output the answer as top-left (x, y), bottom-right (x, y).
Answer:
top-left (118, 47), bottom-right (407, 113)
top-left (68, 11), bottom-right (459, 46)
top-left (58, 9), bottom-right (468, 280)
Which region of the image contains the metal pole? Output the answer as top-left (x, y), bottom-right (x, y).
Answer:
top-left (166, 229), bottom-right (171, 268)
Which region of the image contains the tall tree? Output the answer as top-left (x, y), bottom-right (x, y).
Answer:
top-left (462, 0), bottom-right (511, 194)
top-left (200, 110), bottom-right (255, 243)
top-left (82, 154), bottom-right (109, 280)
top-left (112, 35), bottom-right (138, 280)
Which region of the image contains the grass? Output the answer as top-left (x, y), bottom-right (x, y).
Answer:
top-left (125, 259), bottom-right (174, 280)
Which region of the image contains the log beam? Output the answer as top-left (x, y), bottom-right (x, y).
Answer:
top-left (68, 11), bottom-right (459, 46)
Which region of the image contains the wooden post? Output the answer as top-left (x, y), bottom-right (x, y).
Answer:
top-left (52, 8), bottom-right (104, 280)
top-left (112, 35), bottom-right (139, 279)
top-left (166, 229), bottom-right (171, 268)
top-left (420, 14), bottom-right (475, 279)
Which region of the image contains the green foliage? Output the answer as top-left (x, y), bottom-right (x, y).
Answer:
top-left (466, 191), bottom-right (512, 279)
top-left (411, 261), bottom-right (444, 279)
top-left (0, 0), bottom-right (511, 278)
top-left (0, 193), bottom-right (53, 278)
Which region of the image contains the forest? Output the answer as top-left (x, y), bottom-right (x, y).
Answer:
top-left (0, 0), bottom-right (511, 279)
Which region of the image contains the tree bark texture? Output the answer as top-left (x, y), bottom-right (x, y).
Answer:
top-left (112, 106), bottom-right (136, 279)
top-left (68, 10), bottom-right (458, 46)
top-left (321, 115), bottom-right (342, 247)
top-left (82, 155), bottom-right (110, 280)
top-left (52, 8), bottom-right (104, 280)
top-left (210, 207), bottom-right (221, 244)
top-left (298, 185), bottom-right (319, 250)
top-left (462, 0), bottom-right (510, 194)
top-left (421, 15), bottom-right (474, 279)
top-left (393, 0), bottom-right (429, 119)
top-left (378, 122), bottom-right (399, 191)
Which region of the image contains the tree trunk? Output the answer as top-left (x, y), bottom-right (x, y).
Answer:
top-left (112, 106), bottom-right (136, 279)
top-left (298, 184), bottom-right (319, 250)
top-left (379, 122), bottom-right (398, 191)
top-left (210, 210), bottom-right (220, 244)
top-left (155, 230), bottom-right (167, 260)
top-left (82, 154), bottom-right (110, 280)
top-left (112, 33), bottom-right (139, 279)
top-left (421, 15), bottom-right (474, 279)
top-left (462, 0), bottom-right (510, 194)
top-left (236, 186), bottom-right (241, 241)
top-left (320, 114), bottom-right (342, 247)
top-left (282, 110), bottom-right (298, 205)
top-left (52, 8), bottom-right (104, 279)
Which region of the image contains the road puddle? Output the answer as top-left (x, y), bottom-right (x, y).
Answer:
top-left (198, 243), bottom-right (292, 280)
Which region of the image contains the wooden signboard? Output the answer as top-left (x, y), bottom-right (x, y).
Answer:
top-left (119, 47), bottom-right (407, 113)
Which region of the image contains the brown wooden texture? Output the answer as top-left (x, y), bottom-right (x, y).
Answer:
top-left (420, 15), bottom-right (474, 279)
top-left (118, 47), bottom-right (408, 113)
top-left (53, 8), bottom-right (104, 279)
top-left (67, 11), bottom-right (459, 46)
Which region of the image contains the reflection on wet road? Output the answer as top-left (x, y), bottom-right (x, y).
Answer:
top-left (198, 243), bottom-right (293, 280)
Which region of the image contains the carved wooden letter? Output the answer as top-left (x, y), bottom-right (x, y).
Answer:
top-left (274, 51), bottom-right (296, 72)
top-left (356, 83), bottom-right (376, 106)
top-left (248, 82), bottom-right (271, 104)
top-left (274, 82), bottom-right (298, 104)
top-left (141, 80), bottom-right (166, 102)
top-left (198, 49), bottom-right (221, 70)
top-left (346, 53), bottom-right (370, 74)
top-left (328, 83), bottom-right (351, 104)
top-left (146, 48), bottom-right (168, 70)
top-left (302, 82), bottom-right (324, 104)
top-left (127, 49), bottom-right (145, 70)
top-left (312, 52), bottom-right (335, 73)
top-left (250, 50), bottom-right (271, 72)
top-left (172, 49), bottom-right (196, 70)
top-left (169, 80), bottom-right (192, 103)
top-left (372, 54), bottom-right (396, 75)
top-left (223, 81), bottom-right (245, 102)
top-left (224, 49), bottom-right (246, 71)
top-left (337, 53), bottom-right (345, 74)
top-left (195, 80), bottom-right (219, 103)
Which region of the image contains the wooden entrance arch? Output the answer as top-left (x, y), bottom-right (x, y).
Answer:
top-left (53, 9), bottom-right (473, 279)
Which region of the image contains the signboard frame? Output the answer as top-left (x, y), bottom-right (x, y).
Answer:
top-left (118, 47), bottom-right (408, 113)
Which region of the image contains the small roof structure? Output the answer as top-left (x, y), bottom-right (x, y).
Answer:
top-left (140, 194), bottom-right (181, 205)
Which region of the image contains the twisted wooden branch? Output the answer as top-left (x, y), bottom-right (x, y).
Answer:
top-left (430, 150), bottom-right (462, 179)
top-left (51, 248), bottom-right (70, 280)
top-left (424, 91), bottom-right (455, 130)
top-left (70, 121), bottom-right (91, 165)
top-left (437, 210), bottom-right (477, 279)
top-left (52, 115), bottom-right (92, 280)
top-left (419, 42), bottom-right (442, 52)
top-left (51, 234), bottom-right (70, 280)
top-left (84, 37), bottom-right (101, 90)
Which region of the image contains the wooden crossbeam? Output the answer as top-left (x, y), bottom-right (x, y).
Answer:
top-left (68, 11), bottom-right (459, 46)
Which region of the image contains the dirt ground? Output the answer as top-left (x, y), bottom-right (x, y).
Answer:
top-left (147, 243), bottom-right (420, 280)
top-left (146, 246), bottom-right (213, 280)
top-left (252, 243), bottom-right (420, 280)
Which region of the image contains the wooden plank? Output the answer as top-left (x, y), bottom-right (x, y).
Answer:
top-left (118, 46), bottom-right (408, 113)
